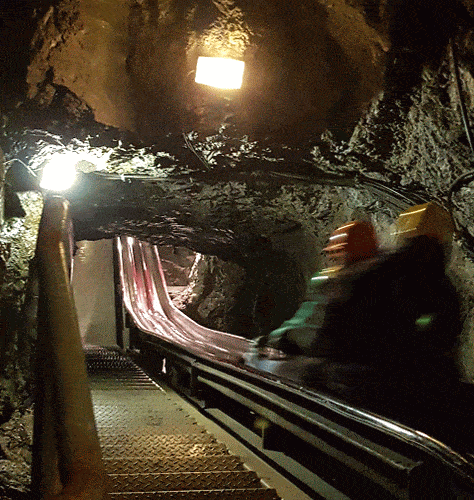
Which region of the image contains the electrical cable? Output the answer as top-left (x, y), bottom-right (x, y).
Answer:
top-left (447, 37), bottom-right (474, 258)
top-left (448, 37), bottom-right (474, 199)
top-left (182, 132), bottom-right (212, 170)
top-left (450, 39), bottom-right (474, 154)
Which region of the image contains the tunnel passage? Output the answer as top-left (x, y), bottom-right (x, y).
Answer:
top-left (1, 2), bottom-right (474, 497)
top-left (72, 234), bottom-right (310, 343)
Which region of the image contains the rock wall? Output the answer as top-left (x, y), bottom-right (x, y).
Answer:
top-left (0, 189), bottom-right (41, 499)
top-left (0, 1), bottom-right (474, 493)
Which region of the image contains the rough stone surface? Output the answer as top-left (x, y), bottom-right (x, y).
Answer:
top-left (0, 0), bottom-right (473, 383)
top-left (0, 410), bottom-right (33, 499)
top-left (0, 190), bottom-right (41, 498)
top-left (0, 0), bottom-right (474, 493)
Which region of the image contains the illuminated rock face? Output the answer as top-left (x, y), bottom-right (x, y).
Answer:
top-left (3, 0), bottom-right (471, 177)
top-left (23, 0), bottom-right (387, 143)
top-left (1, 0), bottom-right (474, 419)
top-left (0, 2), bottom-right (474, 495)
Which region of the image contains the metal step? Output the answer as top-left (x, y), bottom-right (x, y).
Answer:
top-left (106, 489), bottom-right (280, 500)
top-left (103, 456), bottom-right (246, 474)
top-left (85, 347), bottom-right (281, 500)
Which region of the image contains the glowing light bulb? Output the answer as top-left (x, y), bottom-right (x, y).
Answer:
top-left (195, 57), bottom-right (245, 90)
top-left (40, 153), bottom-right (78, 191)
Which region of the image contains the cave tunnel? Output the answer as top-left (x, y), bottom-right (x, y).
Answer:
top-left (1, 0), bottom-right (474, 494)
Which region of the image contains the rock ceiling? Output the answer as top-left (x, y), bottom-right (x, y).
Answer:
top-left (1, 0), bottom-right (474, 261)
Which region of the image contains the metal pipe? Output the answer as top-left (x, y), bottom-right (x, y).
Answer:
top-left (32, 196), bottom-right (107, 500)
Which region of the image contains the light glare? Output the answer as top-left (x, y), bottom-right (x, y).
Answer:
top-left (195, 57), bottom-right (244, 89)
top-left (40, 153), bottom-right (78, 191)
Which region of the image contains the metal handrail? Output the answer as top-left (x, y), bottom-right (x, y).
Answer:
top-left (31, 196), bottom-right (106, 500)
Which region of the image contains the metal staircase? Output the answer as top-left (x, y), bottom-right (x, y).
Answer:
top-left (86, 347), bottom-right (281, 499)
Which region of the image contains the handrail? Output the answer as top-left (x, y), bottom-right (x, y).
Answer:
top-left (31, 196), bottom-right (107, 500)
top-left (196, 360), bottom-right (474, 484)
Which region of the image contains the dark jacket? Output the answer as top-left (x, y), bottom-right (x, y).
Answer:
top-left (264, 236), bottom-right (462, 380)
top-left (308, 236), bottom-right (461, 374)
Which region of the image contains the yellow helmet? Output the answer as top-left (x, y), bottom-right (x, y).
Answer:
top-left (394, 202), bottom-right (455, 246)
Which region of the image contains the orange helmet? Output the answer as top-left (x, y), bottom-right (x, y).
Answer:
top-left (323, 221), bottom-right (378, 265)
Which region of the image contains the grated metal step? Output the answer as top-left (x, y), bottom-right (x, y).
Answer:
top-left (103, 456), bottom-right (246, 475)
top-left (85, 347), bottom-right (281, 500)
top-left (106, 490), bottom-right (281, 500)
top-left (109, 471), bottom-right (263, 492)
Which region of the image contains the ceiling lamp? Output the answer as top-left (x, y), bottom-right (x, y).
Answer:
top-left (195, 56), bottom-right (245, 90)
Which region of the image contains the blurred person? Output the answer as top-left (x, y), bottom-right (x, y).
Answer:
top-left (250, 220), bottom-right (381, 359)
top-left (246, 204), bottom-right (463, 410)
top-left (370, 202), bottom-right (462, 396)
top-left (314, 202), bottom-right (463, 408)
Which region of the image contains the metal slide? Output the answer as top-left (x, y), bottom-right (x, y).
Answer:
top-left (117, 235), bottom-right (474, 499)
top-left (117, 236), bottom-right (251, 364)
